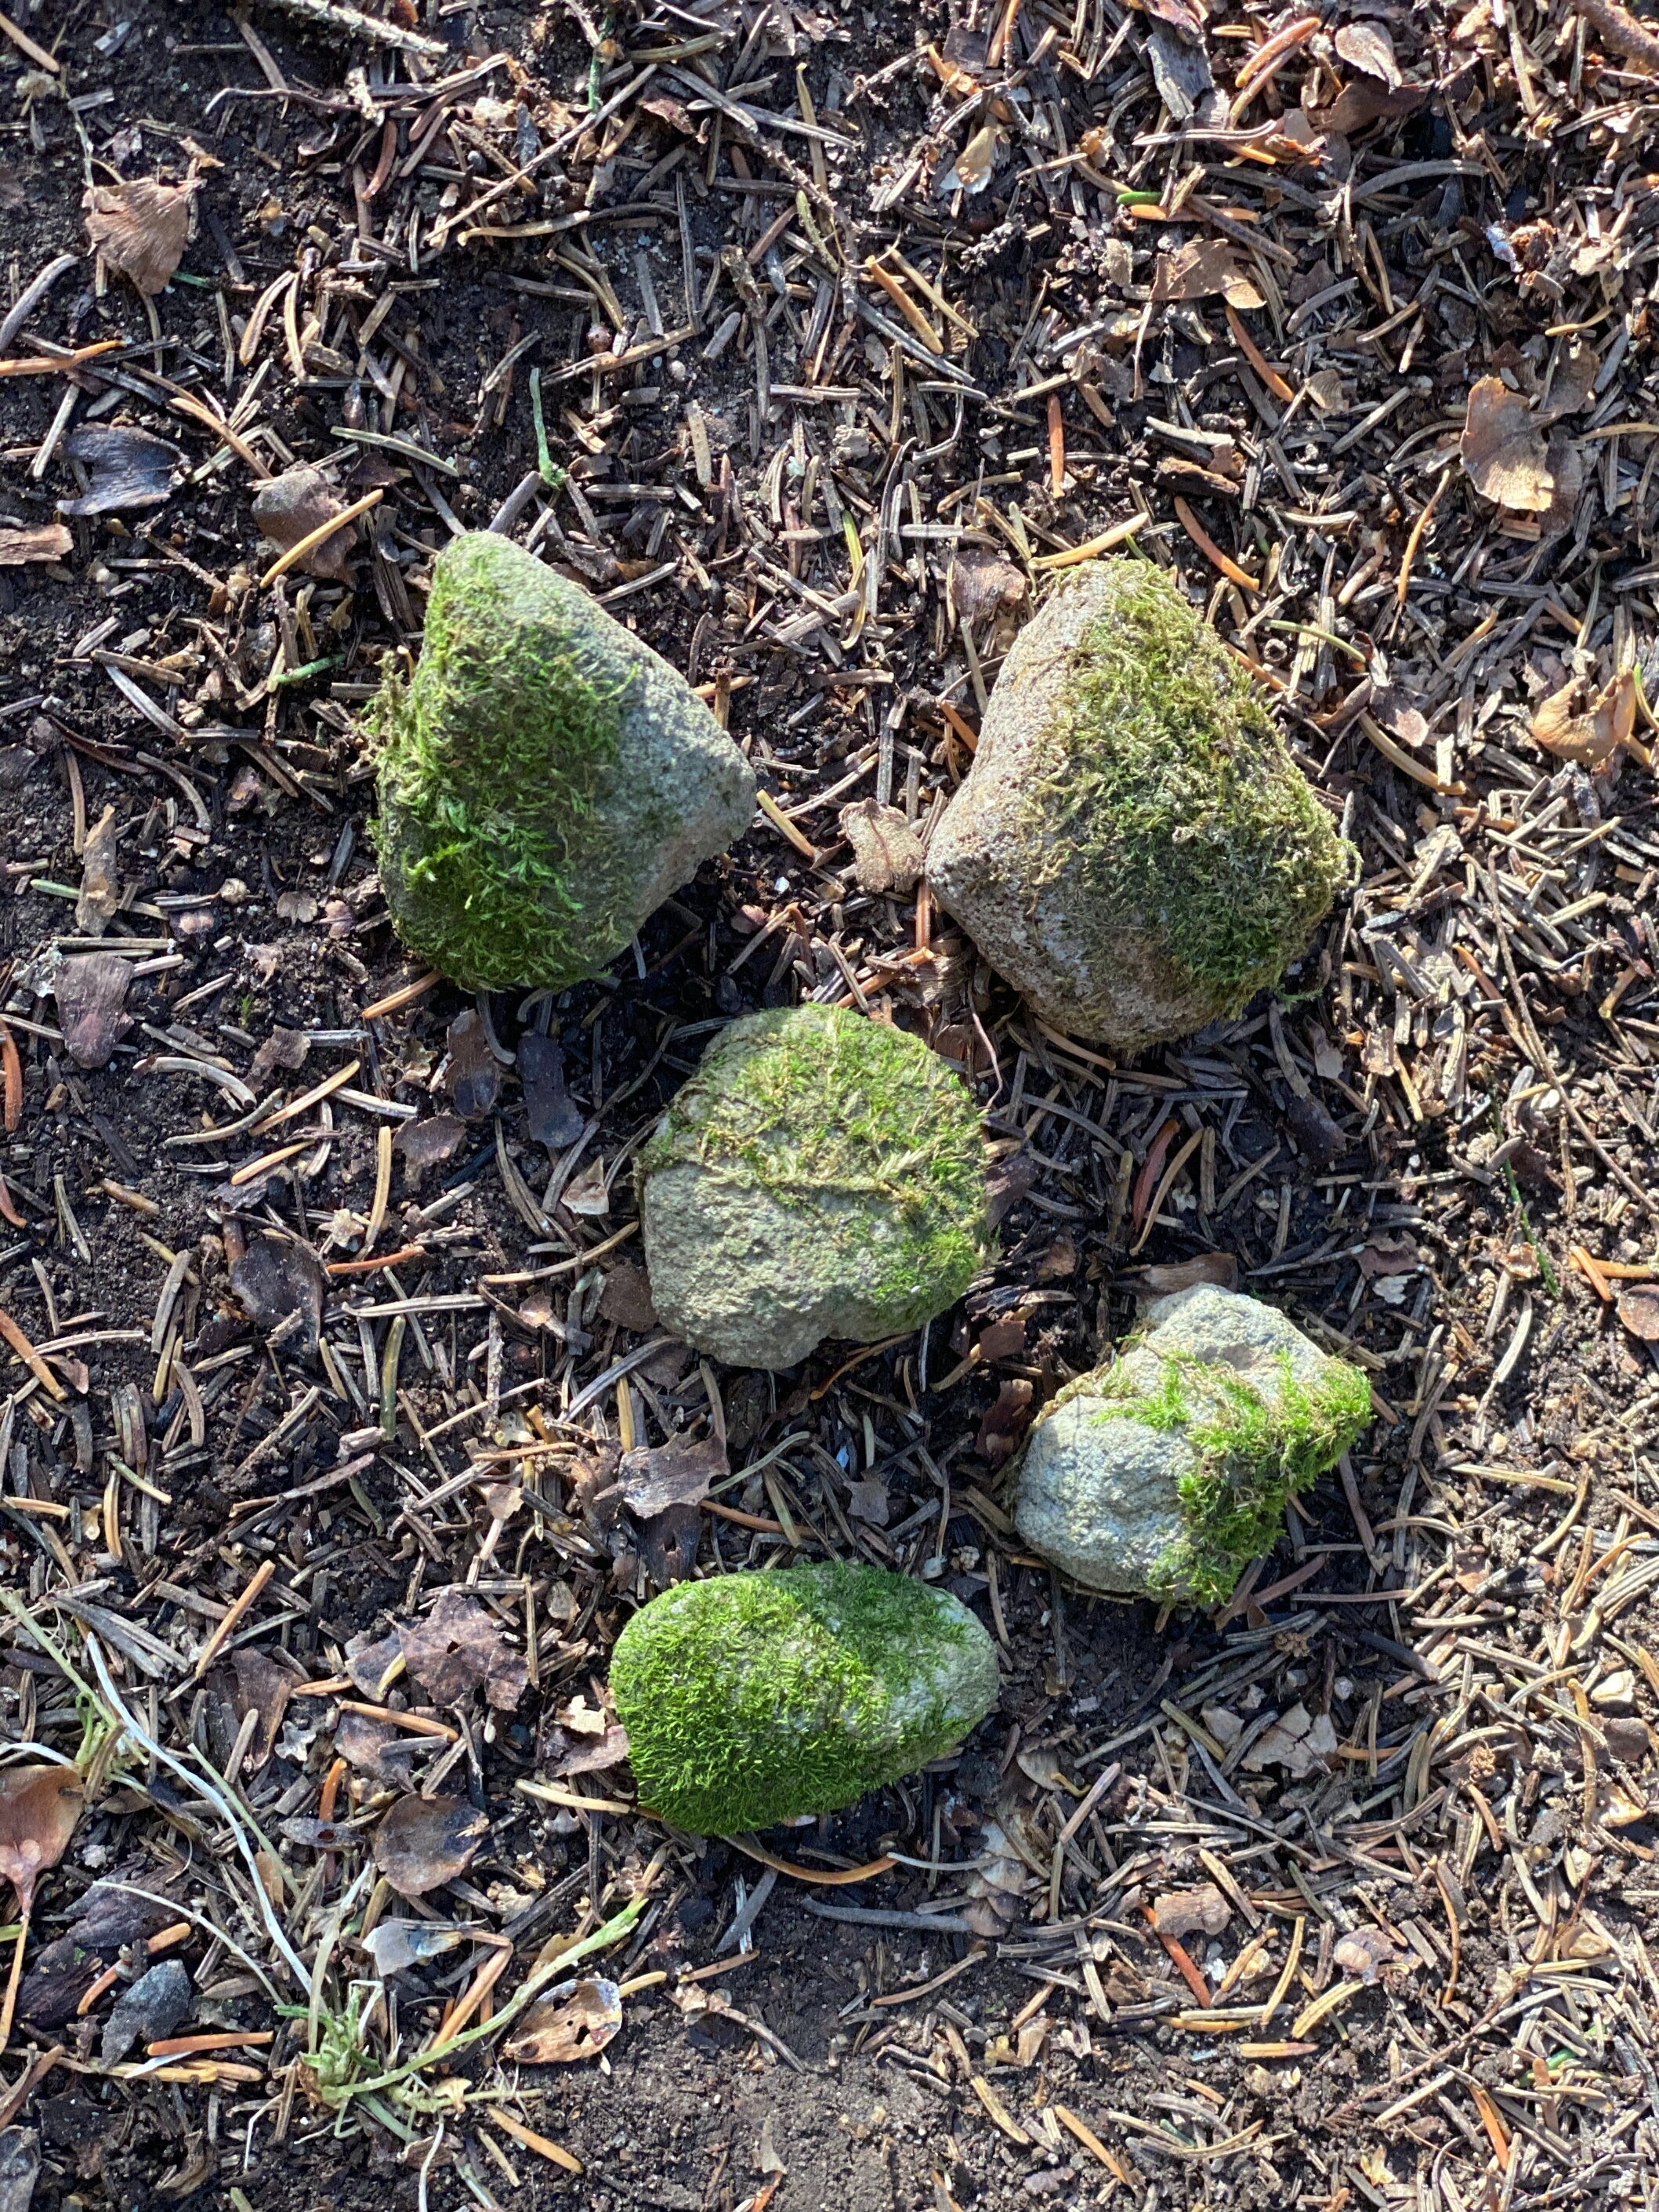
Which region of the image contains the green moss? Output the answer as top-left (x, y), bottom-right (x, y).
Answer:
top-left (638, 1005), bottom-right (988, 1315)
top-left (370, 532), bottom-right (637, 991)
top-left (1029, 560), bottom-right (1352, 1006)
top-left (610, 1561), bottom-right (999, 1833)
top-left (1094, 1348), bottom-right (1371, 1605)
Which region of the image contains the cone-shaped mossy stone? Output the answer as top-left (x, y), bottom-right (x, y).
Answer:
top-left (371, 531), bottom-right (754, 991)
top-left (637, 1003), bottom-right (988, 1369)
top-left (610, 1562), bottom-right (999, 1834)
top-left (927, 560), bottom-right (1353, 1053)
top-left (1013, 1285), bottom-right (1371, 1605)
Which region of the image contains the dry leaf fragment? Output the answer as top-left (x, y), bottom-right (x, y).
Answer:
top-left (75, 807), bottom-right (121, 934)
top-left (0, 1764), bottom-right (83, 2054)
top-left (0, 525), bottom-right (71, 567)
top-left (1617, 1285), bottom-right (1659, 1342)
top-left (1333, 20), bottom-right (1400, 82)
top-left (0, 1769), bottom-right (83, 1921)
top-left (360, 1919), bottom-right (481, 1977)
top-left (84, 176), bottom-right (196, 295)
top-left (1530, 670), bottom-right (1635, 771)
top-left (230, 1232), bottom-right (324, 1361)
top-left (1152, 238), bottom-right (1263, 310)
top-left (400, 1588), bottom-right (528, 1711)
top-left (937, 122), bottom-right (1005, 195)
top-left (503, 1976), bottom-right (622, 2065)
top-left (1151, 1884), bottom-right (1230, 1938)
top-left (839, 800), bottom-right (925, 896)
top-left (1460, 379), bottom-right (1555, 513)
top-left (53, 953), bottom-right (132, 1071)
top-left (56, 426), bottom-right (183, 519)
top-left (0, 2127), bottom-right (38, 2212)
top-left (618, 1431), bottom-right (726, 1518)
top-left (1541, 343), bottom-right (1598, 422)
top-left (1333, 1927), bottom-right (1400, 1982)
top-left (518, 1032), bottom-right (584, 1149)
top-left (949, 551), bottom-right (1028, 627)
top-left (372, 1793), bottom-right (489, 1899)
top-left (395, 1112), bottom-right (466, 1190)
top-left (976, 1377), bottom-right (1034, 1467)
top-left (444, 1009), bottom-right (500, 1120)
top-left (250, 466), bottom-right (357, 582)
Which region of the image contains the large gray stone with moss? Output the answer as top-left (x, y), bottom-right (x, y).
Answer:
top-left (927, 560), bottom-right (1352, 1053)
top-left (371, 531), bottom-right (754, 992)
top-left (638, 1004), bottom-right (987, 1369)
top-left (1013, 1285), bottom-right (1371, 1605)
top-left (610, 1561), bottom-right (999, 1833)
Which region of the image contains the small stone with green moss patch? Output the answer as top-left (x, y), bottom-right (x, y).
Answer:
top-left (927, 559), bottom-right (1353, 1052)
top-left (1012, 1285), bottom-right (1372, 1605)
top-left (371, 531), bottom-right (754, 992)
top-left (638, 1004), bottom-right (988, 1369)
top-left (609, 1561), bottom-right (999, 1834)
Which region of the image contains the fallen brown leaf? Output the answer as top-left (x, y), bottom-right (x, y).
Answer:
top-left (372, 1793), bottom-right (489, 1900)
top-left (503, 1976), bottom-right (623, 2065)
top-left (839, 800), bottom-right (925, 896)
top-left (0, 525), bottom-right (71, 566)
top-left (1461, 378), bottom-right (1570, 515)
top-left (1617, 1285), bottom-right (1659, 1341)
top-left (1152, 238), bottom-right (1263, 310)
top-left (1530, 669), bottom-right (1635, 770)
top-left (84, 176), bottom-right (196, 295)
top-left (250, 466), bottom-right (357, 582)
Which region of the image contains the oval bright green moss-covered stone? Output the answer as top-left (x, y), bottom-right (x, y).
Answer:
top-left (609, 1562), bottom-right (1000, 1834)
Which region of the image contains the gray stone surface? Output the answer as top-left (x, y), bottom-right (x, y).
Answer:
top-left (1012, 1285), bottom-right (1353, 1597)
top-left (637, 1006), bottom-right (986, 1370)
top-left (375, 531), bottom-right (755, 991)
top-left (926, 562), bottom-right (1342, 1051)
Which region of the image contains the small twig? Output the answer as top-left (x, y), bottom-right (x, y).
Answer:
top-left (1571, 0), bottom-right (1659, 71)
top-left (249, 0), bottom-right (448, 60)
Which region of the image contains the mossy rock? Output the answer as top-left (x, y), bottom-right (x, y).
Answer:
top-left (610, 1561), bottom-right (999, 1833)
top-left (371, 531), bottom-right (755, 991)
top-left (638, 1004), bottom-right (988, 1369)
top-left (927, 560), bottom-right (1353, 1053)
top-left (1012, 1285), bottom-right (1371, 1605)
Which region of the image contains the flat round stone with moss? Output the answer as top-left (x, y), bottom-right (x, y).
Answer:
top-left (928, 558), bottom-right (1353, 1052)
top-left (638, 1004), bottom-right (988, 1369)
top-left (371, 531), bottom-right (754, 992)
top-left (610, 1561), bottom-right (1000, 1834)
top-left (1012, 1284), bottom-right (1372, 1604)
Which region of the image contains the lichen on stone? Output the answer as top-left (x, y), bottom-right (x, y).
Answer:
top-left (609, 1561), bottom-right (1000, 1834)
top-left (1091, 1346), bottom-right (1374, 1606)
top-left (371, 532), bottom-right (634, 990)
top-left (637, 1005), bottom-right (988, 1365)
top-left (1024, 557), bottom-right (1353, 1010)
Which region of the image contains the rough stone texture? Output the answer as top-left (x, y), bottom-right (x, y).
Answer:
top-left (610, 1562), bottom-right (1000, 1833)
top-left (374, 531), bottom-right (754, 991)
top-left (638, 1004), bottom-right (986, 1370)
top-left (1013, 1285), bottom-right (1371, 1601)
top-left (926, 560), bottom-right (1349, 1053)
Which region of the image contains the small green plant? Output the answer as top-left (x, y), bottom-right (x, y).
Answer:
top-left (1092, 1347), bottom-right (1372, 1605)
top-left (610, 1562), bottom-right (999, 1834)
top-left (1025, 560), bottom-right (1353, 1010)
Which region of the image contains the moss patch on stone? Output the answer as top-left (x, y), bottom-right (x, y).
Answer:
top-left (638, 1005), bottom-right (987, 1315)
top-left (371, 531), bottom-right (636, 991)
top-left (1092, 1347), bottom-right (1371, 1605)
top-left (1029, 560), bottom-right (1352, 1008)
top-left (610, 1561), bottom-right (999, 1833)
